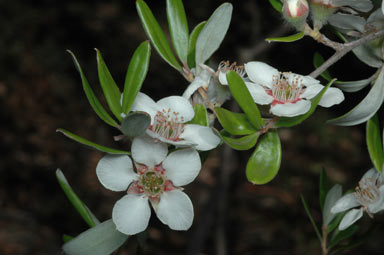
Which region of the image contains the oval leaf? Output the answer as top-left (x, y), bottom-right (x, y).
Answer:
top-left (246, 130), bottom-right (281, 184)
top-left (335, 77), bottom-right (372, 93)
top-left (67, 50), bottom-right (118, 128)
top-left (226, 71), bottom-right (264, 130)
top-left (215, 107), bottom-right (258, 135)
top-left (57, 128), bottom-right (130, 155)
top-left (56, 169), bottom-right (100, 227)
top-left (122, 41), bottom-right (151, 115)
top-left (136, 0), bottom-right (182, 71)
top-left (166, 0), bottom-right (189, 64)
top-left (313, 52), bottom-right (332, 81)
top-left (269, 0), bottom-right (283, 12)
top-left (367, 113), bottom-right (384, 172)
top-left (195, 3), bottom-right (232, 73)
top-left (328, 68), bottom-right (384, 126)
top-left (62, 219), bottom-right (129, 255)
top-left (121, 112), bottom-right (151, 138)
top-left (188, 104), bottom-right (209, 126)
top-left (323, 184), bottom-right (342, 226)
top-left (96, 49), bottom-right (122, 121)
top-left (328, 13), bottom-right (366, 33)
top-left (219, 131), bottom-right (259, 151)
top-left (266, 32), bottom-right (304, 43)
top-left (187, 21), bottom-right (206, 69)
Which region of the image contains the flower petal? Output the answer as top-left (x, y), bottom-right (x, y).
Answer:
top-left (180, 124), bottom-right (221, 151)
top-left (245, 82), bottom-right (274, 105)
top-left (331, 193), bottom-right (360, 213)
top-left (132, 136), bottom-right (168, 167)
top-left (130, 92), bottom-right (158, 122)
top-left (155, 190), bottom-right (194, 231)
top-left (112, 194), bottom-right (151, 235)
top-left (338, 208), bottom-right (363, 231)
top-left (301, 75), bottom-right (321, 87)
top-left (244, 62), bottom-right (279, 88)
top-left (218, 71), bottom-right (228, 85)
top-left (368, 185), bottom-right (384, 213)
top-left (96, 155), bottom-right (138, 192)
top-left (318, 87), bottom-right (345, 107)
top-left (163, 148), bottom-right (201, 186)
top-left (301, 84), bottom-right (324, 99)
top-left (361, 168), bottom-right (379, 181)
top-left (270, 100), bottom-right (311, 117)
top-left (157, 96), bottom-right (195, 123)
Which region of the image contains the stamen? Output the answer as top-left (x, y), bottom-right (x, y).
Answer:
top-left (218, 60), bottom-right (245, 78)
top-left (270, 72), bottom-right (305, 104)
top-left (149, 108), bottom-right (185, 141)
top-left (353, 177), bottom-right (380, 207)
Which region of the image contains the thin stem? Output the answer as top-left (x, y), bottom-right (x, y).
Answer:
top-left (321, 224), bottom-right (328, 255)
top-left (300, 195), bottom-right (323, 243)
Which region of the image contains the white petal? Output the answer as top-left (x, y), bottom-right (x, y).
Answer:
top-left (245, 82), bottom-right (274, 105)
top-left (130, 92), bottom-right (158, 122)
top-left (301, 84), bottom-right (324, 99)
top-left (361, 168), bottom-right (379, 181)
top-left (163, 148), bottom-right (201, 186)
top-left (132, 136), bottom-right (168, 167)
top-left (368, 185), bottom-right (384, 213)
top-left (183, 77), bottom-right (207, 99)
top-left (218, 71), bottom-right (228, 85)
top-left (155, 190), bottom-right (194, 231)
top-left (338, 208), bottom-right (363, 231)
top-left (180, 124), bottom-right (221, 151)
top-left (112, 194), bottom-right (151, 235)
top-left (157, 96), bottom-right (195, 123)
top-left (244, 62), bottom-right (279, 88)
top-left (96, 155), bottom-right (138, 192)
top-left (301, 75), bottom-right (321, 86)
top-left (270, 100), bottom-right (311, 117)
top-left (331, 193), bottom-right (360, 213)
top-left (318, 87), bottom-right (345, 107)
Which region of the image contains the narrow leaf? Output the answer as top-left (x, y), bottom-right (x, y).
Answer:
top-left (328, 68), bottom-right (384, 126)
top-left (67, 50), bottom-right (118, 128)
top-left (96, 49), bottom-right (122, 121)
top-left (195, 3), bottom-right (232, 73)
top-left (188, 104), bottom-right (209, 126)
top-left (62, 219), bottom-right (129, 255)
top-left (56, 169), bottom-right (100, 227)
top-left (323, 184), bottom-right (342, 226)
top-left (367, 113), bottom-right (384, 172)
top-left (266, 32), bottom-right (304, 43)
top-left (63, 234), bottom-right (74, 243)
top-left (329, 225), bottom-right (359, 249)
top-left (219, 131), bottom-right (259, 151)
top-left (215, 107), bottom-right (258, 135)
top-left (226, 71), bottom-right (264, 130)
top-left (136, 0), bottom-right (182, 71)
top-left (122, 41), bottom-right (151, 115)
top-left (246, 130), bottom-right (281, 184)
top-left (187, 21), bottom-right (206, 69)
top-left (313, 52), bottom-right (332, 81)
top-left (301, 195), bottom-right (322, 243)
top-left (269, 0), bottom-right (283, 12)
top-left (121, 112), bottom-right (151, 138)
top-left (166, 0), bottom-right (189, 64)
top-left (57, 128), bottom-right (130, 155)
top-left (335, 77), bottom-right (372, 93)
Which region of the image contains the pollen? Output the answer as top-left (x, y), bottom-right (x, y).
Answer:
top-left (270, 72), bottom-right (305, 104)
top-left (353, 177), bottom-right (380, 207)
top-left (218, 60), bottom-right (246, 78)
top-left (149, 108), bottom-right (185, 141)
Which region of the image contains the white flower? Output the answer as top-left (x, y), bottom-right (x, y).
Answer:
top-left (331, 168), bottom-right (384, 230)
top-left (284, 0), bottom-right (309, 18)
top-left (244, 61), bottom-right (344, 117)
top-left (130, 92), bottom-right (220, 151)
top-left (96, 136), bottom-right (202, 235)
top-left (217, 61), bottom-right (246, 85)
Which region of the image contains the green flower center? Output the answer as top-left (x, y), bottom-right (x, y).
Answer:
top-left (140, 170), bottom-right (165, 196)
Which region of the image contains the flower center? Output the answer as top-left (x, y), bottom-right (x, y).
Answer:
top-left (218, 60), bottom-right (245, 77)
top-left (140, 170), bottom-right (165, 196)
top-left (149, 108), bottom-right (185, 141)
top-left (270, 72), bottom-right (305, 105)
top-left (353, 177), bottom-right (380, 207)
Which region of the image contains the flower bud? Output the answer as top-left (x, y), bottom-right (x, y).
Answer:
top-left (283, 0), bottom-right (309, 31)
top-left (308, 0), bottom-right (337, 29)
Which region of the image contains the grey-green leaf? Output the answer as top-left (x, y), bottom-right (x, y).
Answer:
top-left (335, 77), bottom-right (372, 93)
top-left (56, 169), bottom-right (100, 228)
top-left (122, 41), bottom-right (151, 115)
top-left (62, 219), bottom-right (129, 255)
top-left (57, 128), bottom-right (130, 155)
top-left (67, 50), bottom-right (119, 128)
top-left (195, 3), bottom-right (232, 73)
top-left (323, 184), bottom-right (342, 226)
top-left (367, 113), bottom-right (384, 172)
top-left (166, 0), bottom-right (189, 64)
top-left (121, 112), bottom-right (151, 138)
top-left (328, 13), bottom-right (366, 33)
top-left (187, 21), bottom-right (206, 69)
top-left (136, 0), bottom-right (182, 71)
top-left (328, 68), bottom-right (384, 126)
top-left (96, 49), bottom-right (122, 122)
top-left (332, 0), bottom-right (373, 12)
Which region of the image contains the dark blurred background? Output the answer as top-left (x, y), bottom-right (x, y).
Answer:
top-left (1, 0), bottom-right (382, 254)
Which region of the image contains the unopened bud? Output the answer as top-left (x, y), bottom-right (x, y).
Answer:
top-left (283, 0), bottom-right (309, 31)
top-left (308, 0), bottom-right (337, 29)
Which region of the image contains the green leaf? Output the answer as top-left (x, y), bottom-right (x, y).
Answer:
top-left (367, 113), bottom-right (384, 172)
top-left (121, 112), bottom-right (151, 138)
top-left (301, 195), bottom-right (322, 243)
top-left (166, 0), bottom-right (189, 64)
top-left (226, 71), bottom-right (265, 130)
top-left (335, 77), bottom-right (372, 93)
top-left (187, 21), bottom-right (206, 69)
top-left (122, 41), bottom-right (151, 115)
top-left (62, 219), bottom-right (129, 255)
top-left (215, 107), bottom-right (258, 135)
top-left (56, 169), bottom-right (100, 227)
top-left (327, 211), bottom-right (346, 234)
top-left (96, 49), bottom-right (122, 122)
top-left (329, 225), bottom-right (359, 249)
top-left (319, 168), bottom-right (329, 211)
top-left (266, 32), bottom-right (304, 43)
top-left (136, 0), bottom-right (182, 71)
top-left (63, 234), bottom-right (74, 243)
top-left (188, 104), bottom-right (208, 126)
top-left (313, 52), bottom-right (332, 81)
top-left (274, 79), bottom-right (336, 128)
top-left (323, 184), bottom-right (342, 226)
top-left (67, 50), bottom-right (119, 128)
top-left (219, 131), bottom-right (259, 151)
top-left (57, 128), bottom-right (130, 155)
top-left (195, 3), bottom-right (233, 73)
top-left (246, 130), bottom-right (281, 184)
top-left (328, 68), bottom-right (384, 126)
top-left (269, 0), bottom-right (283, 12)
